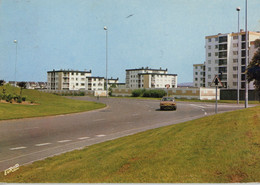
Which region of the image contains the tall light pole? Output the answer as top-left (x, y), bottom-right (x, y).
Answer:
top-left (245, 0), bottom-right (248, 108)
top-left (236, 7), bottom-right (240, 104)
top-left (104, 26), bottom-right (108, 97)
top-left (13, 40), bottom-right (18, 87)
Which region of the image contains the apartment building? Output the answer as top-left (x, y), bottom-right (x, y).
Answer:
top-left (193, 63), bottom-right (205, 87)
top-left (194, 30), bottom-right (260, 89)
top-left (126, 67), bottom-right (178, 89)
top-left (47, 69), bottom-right (92, 90)
top-left (86, 77), bottom-right (104, 91)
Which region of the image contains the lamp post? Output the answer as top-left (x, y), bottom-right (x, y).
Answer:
top-left (245, 0), bottom-right (248, 108)
top-left (104, 26), bottom-right (108, 97)
top-left (13, 40), bottom-right (18, 87)
top-left (236, 7), bottom-right (240, 104)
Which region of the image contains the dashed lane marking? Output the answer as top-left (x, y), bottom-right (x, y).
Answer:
top-left (57, 140), bottom-right (71, 143)
top-left (96, 135), bottom-right (106, 137)
top-left (78, 137), bottom-right (90, 140)
top-left (10, 147), bottom-right (27, 151)
top-left (35, 143), bottom-right (51, 147)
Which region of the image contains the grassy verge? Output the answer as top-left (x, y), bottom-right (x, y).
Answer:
top-left (1, 105), bottom-right (259, 183)
top-left (0, 85), bottom-right (106, 120)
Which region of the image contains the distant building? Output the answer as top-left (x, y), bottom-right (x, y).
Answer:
top-left (125, 67), bottom-right (178, 89)
top-left (193, 63), bottom-right (205, 87)
top-left (86, 77), bottom-right (105, 91)
top-left (194, 30), bottom-right (260, 89)
top-left (105, 77), bottom-right (119, 89)
top-left (47, 69), bottom-right (92, 90)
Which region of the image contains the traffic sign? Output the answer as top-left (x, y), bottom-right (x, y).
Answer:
top-left (211, 75), bottom-right (223, 87)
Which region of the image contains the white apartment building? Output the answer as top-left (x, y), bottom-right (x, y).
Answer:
top-left (193, 63), bottom-right (205, 87)
top-left (126, 67), bottom-right (178, 89)
top-left (195, 30), bottom-right (260, 89)
top-left (47, 69), bottom-right (92, 90)
top-left (86, 77), bottom-right (105, 91)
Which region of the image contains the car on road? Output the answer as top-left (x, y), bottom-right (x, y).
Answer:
top-left (160, 96), bottom-right (177, 110)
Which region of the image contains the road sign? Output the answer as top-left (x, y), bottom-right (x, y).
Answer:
top-left (211, 75), bottom-right (223, 87)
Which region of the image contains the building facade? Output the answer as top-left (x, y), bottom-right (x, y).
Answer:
top-left (86, 77), bottom-right (104, 91)
top-left (193, 63), bottom-right (205, 87)
top-left (47, 69), bottom-right (92, 90)
top-left (125, 67), bottom-right (178, 89)
top-left (194, 30), bottom-right (260, 89)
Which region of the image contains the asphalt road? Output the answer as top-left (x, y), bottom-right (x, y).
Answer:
top-left (0, 97), bottom-right (252, 171)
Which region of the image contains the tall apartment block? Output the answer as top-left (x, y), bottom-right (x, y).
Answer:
top-left (194, 30), bottom-right (260, 89)
top-left (193, 63), bottom-right (205, 87)
top-left (47, 69), bottom-right (92, 90)
top-left (125, 67), bottom-right (178, 89)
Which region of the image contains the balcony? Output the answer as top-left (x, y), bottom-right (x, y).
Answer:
top-left (219, 36), bottom-right (227, 43)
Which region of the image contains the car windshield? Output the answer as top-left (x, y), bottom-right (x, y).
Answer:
top-left (161, 97), bottom-right (174, 101)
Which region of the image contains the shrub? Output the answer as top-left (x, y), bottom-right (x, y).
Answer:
top-left (6, 94), bottom-right (13, 102)
top-left (22, 97), bottom-right (26, 101)
top-left (17, 97), bottom-right (22, 103)
top-left (143, 89), bottom-right (166, 98)
top-left (79, 91), bottom-right (85, 96)
top-left (132, 89), bottom-right (145, 97)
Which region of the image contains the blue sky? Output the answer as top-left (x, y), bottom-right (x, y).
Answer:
top-left (0, 0), bottom-right (260, 83)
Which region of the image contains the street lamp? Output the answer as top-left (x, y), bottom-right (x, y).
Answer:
top-left (245, 0), bottom-right (248, 108)
top-left (236, 7), bottom-right (240, 104)
top-left (13, 40), bottom-right (18, 87)
top-left (104, 26), bottom-right (108, 97)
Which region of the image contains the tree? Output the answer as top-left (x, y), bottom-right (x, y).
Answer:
top-left (247, 39), bottom-right (260, 101)
top-left (0, 80), bottom-right (4, 86)
top-left (17, 82), bottom-right (27, 96)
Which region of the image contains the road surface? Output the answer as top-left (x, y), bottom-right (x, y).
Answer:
top-left (0, 97), bottom-right (252, 171)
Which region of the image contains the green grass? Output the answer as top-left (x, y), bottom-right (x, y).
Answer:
top-left (0, 85), bottom-right (106, 120)
top-left (1, 105), bottom-right (260, 183)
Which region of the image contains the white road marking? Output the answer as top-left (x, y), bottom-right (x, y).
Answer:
top-left (93, 119), bottom-right (105, 122)
top-left (35, 143), bottom-right (51, 147)
top-left (96, 135), bottom-right (106, 137)
top-left (57, 140), bottom-right (71, 143)
top-left (190, 104), bottom-right (205, 109)
top-left (78, 137), bottom-right (90, 140)
top-left (10, 147), bottom-right (27, 151)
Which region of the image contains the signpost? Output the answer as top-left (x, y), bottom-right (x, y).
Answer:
top-left (165, 84), bottom-right (170, 96)
top-left (211, 75), bottom-right (223, 114)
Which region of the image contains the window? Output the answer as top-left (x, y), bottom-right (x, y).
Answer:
top-left (215, 45), bottom-right (219, 49)
top-left (208, 45), bottom-right (211, 49)
top-left (208, 67), bottom-right (211, 71)
top-left (208, 75), bottom-right (211, 79)
top-left (233, 35), bottom-right (238, 40)
top-left (215, 37), bottom-right (219, 42)
top-left (233, 59), bottom-right (238, 63)
top-left (233, 43), bottom-right (238, 48)
top-left (208, 53), bottom-right (211, 57)
top-left (233, 51), bottom-right (238, 55)
top-left (233, 74), bottom-right (237, 78)
top-left (195, 72), bottom-right (198, 75)
top-left (233, 66), bottom-right (238, 71)
top-left (76, 83), bottom-right (78, 86)
top-left (233, 82), bottom-right (237, 86)
top-left (81, 83), bottom-right (85, 86)
top-left (208, 60), bottom-right (211, 64)
top-left (215, 52), bottom-right (218, 57)
top-left (195, 78), bottom-right (198, 81)
top-left (208, 38), bottom-right (212, 42)
top-left (215, 60), bottom-right (218, 64)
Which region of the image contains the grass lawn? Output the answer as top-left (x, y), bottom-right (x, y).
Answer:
top-left (1, 105), bottom-right (259, 183)
top-left (0, 85), bottom-right (106, 120)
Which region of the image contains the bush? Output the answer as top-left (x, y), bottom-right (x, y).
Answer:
top-left (17, 97), bottom-right (22, 103)
top-left (143, 89), bottom-right (166, 98)
top-left (132, 89), bottom-right (145, 97)
top-left (6, 94), bottom-right (13, 102)
top-left (22, 97), bottom-right (26, 101)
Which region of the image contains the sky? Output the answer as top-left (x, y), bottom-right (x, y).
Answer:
top-left (0, 0), bottom-right (260, 84)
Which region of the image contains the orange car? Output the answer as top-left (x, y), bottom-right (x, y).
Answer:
top-left (160, 96), bottom-right (177, 110)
